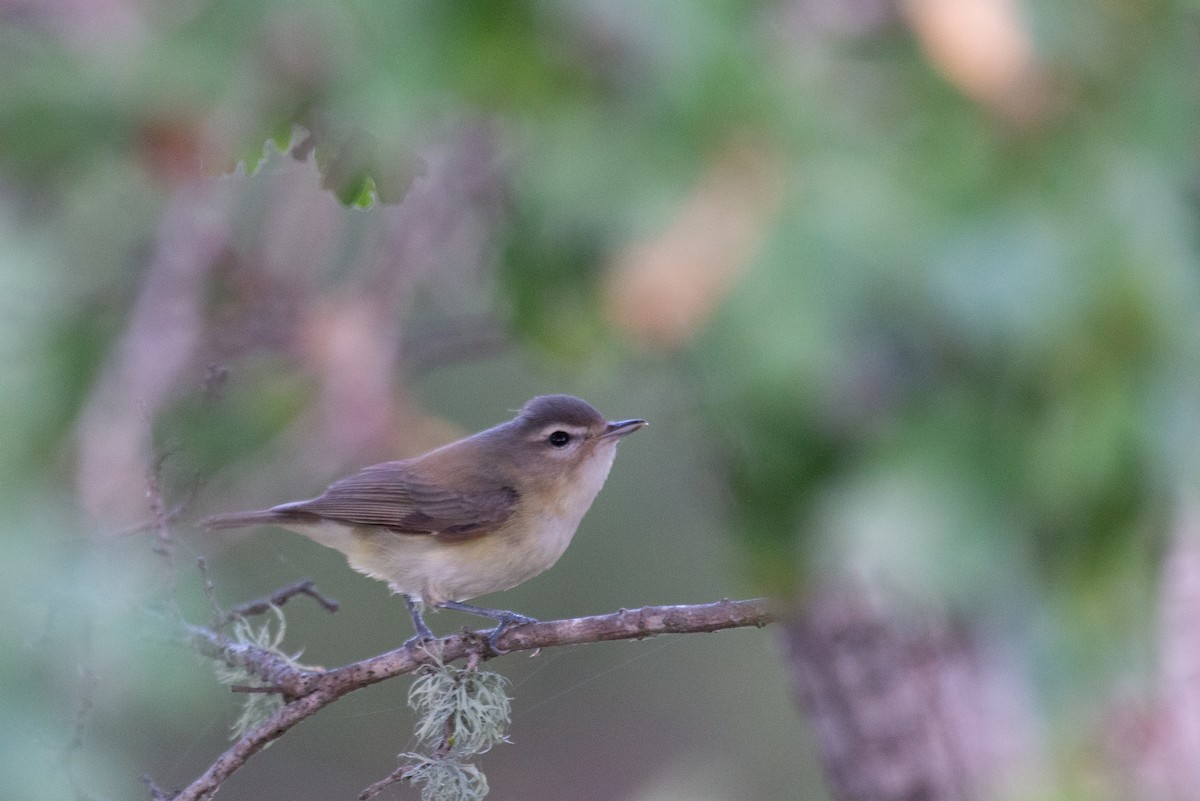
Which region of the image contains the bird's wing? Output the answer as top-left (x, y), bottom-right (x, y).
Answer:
top-left (282, 461), bottom-right (519, 541)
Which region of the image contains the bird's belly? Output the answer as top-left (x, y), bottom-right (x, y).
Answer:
top-left (345, 514), bottom-right (580, 606)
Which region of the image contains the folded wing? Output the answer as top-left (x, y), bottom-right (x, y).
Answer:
top-left (283, 461), bottom-right (519, 541)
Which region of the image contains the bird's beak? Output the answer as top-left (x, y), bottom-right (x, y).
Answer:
top-left (600, 419), bottom-right (647, 440)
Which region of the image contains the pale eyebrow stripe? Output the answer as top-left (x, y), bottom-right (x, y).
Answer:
top-left (534, 424), bottom-right (590, 438)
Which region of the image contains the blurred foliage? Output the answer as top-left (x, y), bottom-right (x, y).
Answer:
top-left (690, 3), bottom-right (1200, 624)
top-left (2, 0), bottom-right (1200, 798)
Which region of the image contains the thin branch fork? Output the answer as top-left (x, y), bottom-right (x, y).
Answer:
top-left (359, 764), bottom-right (415, 801)
top-left (224, 578), bottom-right (340, 623)
top-left (175, 598), bottom-right (774, 801)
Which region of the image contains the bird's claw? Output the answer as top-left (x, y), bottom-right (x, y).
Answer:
top-left (403, 633), bottom-right (434, 650)
top-left (487, 613), bottom-right (536, 654)
top-left (404, 622), bottom-right (437, 651)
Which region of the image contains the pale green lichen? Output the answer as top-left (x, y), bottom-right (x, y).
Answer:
top-left (408, 662), bottom-right (511, 755)
top-left (208, 605), bottom-right (312, 740)
top-left (394, 753), bottom-right (489, 801)
top-left (397, 660), bottom-right (512, 800)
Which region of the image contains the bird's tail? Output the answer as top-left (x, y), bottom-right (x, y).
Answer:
top-left (200, 509), bottom-right (296, 530)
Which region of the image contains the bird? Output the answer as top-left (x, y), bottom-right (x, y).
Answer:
top-left (202, 394), bottom-right (646, 646)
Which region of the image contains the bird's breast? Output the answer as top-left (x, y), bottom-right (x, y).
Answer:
top-left (518, 444), bottom-right (618, 566)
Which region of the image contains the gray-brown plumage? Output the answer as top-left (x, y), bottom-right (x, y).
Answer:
top-left (202, 394), bottom-right (646, 643)
top-left (205, 465), bottom-right (519, 542)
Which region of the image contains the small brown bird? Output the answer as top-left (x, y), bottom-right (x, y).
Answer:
top-left (203, 395), bottom-right (645, 644)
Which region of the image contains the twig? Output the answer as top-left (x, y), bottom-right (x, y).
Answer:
top-left (171, 598), bottom-right (774, 801)
top-left (140, 774), bottom-right (170, 801)
top-left (196, 565), bottom-right (339, 629)
top-left (145, 447), bottom-right (176, 597)
top-left (197, 558), bottom-right (222, 624)
top-left (62, 619), bottom-right (99, 801)
top-left (113, 493), bottom-right (194, 539)
top-left (358, 765), bottom-right (413, 800)
top-left (225, 579), bottom-right (340, 621)
top-left (229, 685), bottom-right (288, 695)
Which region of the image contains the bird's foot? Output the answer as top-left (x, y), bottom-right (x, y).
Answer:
top-left (487, 612), bottom-right (537, 654)
top-left (403, 633), bottom-right (436, 650)
top-left (402, 594), bottom-right (437, 650)
top-left (403, 620), bottom-right (437, 651)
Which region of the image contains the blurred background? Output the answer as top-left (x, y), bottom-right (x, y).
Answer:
top-left (2, 0), bottom-right (1199, 799)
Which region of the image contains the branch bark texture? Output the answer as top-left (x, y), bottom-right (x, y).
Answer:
top-left (175, 598), bottom-right (773, 801)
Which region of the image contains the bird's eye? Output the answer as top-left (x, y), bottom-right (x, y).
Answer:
top-left (547, 430), bottom-right (571, 448)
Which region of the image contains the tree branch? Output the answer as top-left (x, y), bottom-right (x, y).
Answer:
top-left (223, 578), bottom-right (340, 622)
top-left (172, 598), bottom-right (774, 801)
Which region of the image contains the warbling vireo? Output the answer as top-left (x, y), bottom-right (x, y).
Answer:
top-left (203, 394), bottom-right (646, 644)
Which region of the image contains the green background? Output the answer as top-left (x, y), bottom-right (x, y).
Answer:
top-left (2, 1), bottom-right (1198, 798)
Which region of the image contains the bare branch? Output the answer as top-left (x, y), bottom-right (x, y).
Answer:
top-left (195, 562), bottom-right (339, 629)
top-left (358, 765), bottom-right (413, 800)
top-left (170, 598), bottom-right (774, 801)
top-left (225, 579), bottom-right (340, 622)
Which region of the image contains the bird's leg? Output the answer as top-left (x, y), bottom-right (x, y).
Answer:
top-left (403, 594), bottom-right (436, 647)
top-left (437, 600), bottom-right (536, 651)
